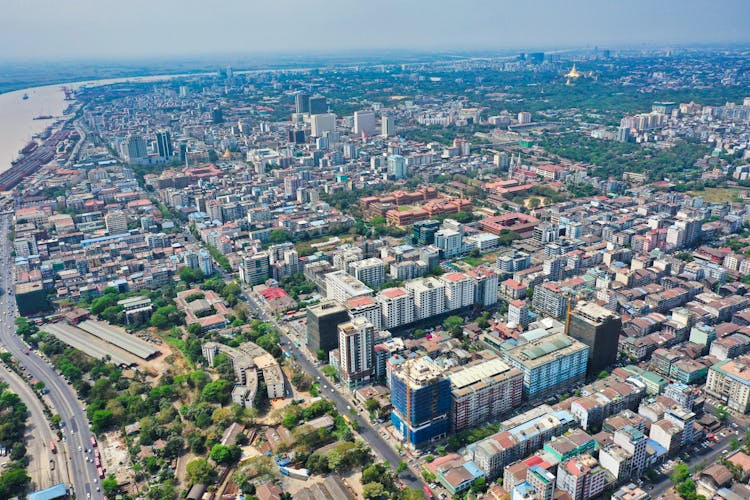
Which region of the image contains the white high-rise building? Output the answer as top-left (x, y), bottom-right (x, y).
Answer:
top-left (325, 270), bottom-right (373, 303)
top-left (104, 210), bottom-right (129, 235)
top-left (346, 296), bottom-right (382, 330)
top-left (349, 258), bottom-right (385, 289)
top-left (377, 287), bottom-right (415, 329)
top-left (354, 110), bottom-right (376, 136)
top-left (125, 134), bottom-right (148, 162)
top-left (382, 115), bottom-right (396, 137)
top-left (338, 317), bottom-right (375, 389)
top-left (310, 113), bottom-right (336, 137)
top-left (468, 268), bottom-right (499, 307)
top-left (406, 277), bottom-right (446, 320)
top-left (439, 272), bottom-right (475, 311)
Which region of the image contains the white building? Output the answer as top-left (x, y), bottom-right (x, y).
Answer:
top-left (338, 317), bottom-right (375, 389)
top-left (325, 270), bottom-right (373, 303)
top-left (440, 272), bottom-right (475, 311)
top-left (346, 296), bottom-right (382, 330)
top-left (377, 287), bottom-right (415, 329)
top-left (354, 110), bottom-right (376, 136)
top-left (406, 277), bottom-right (447, 320)
top-left (350, 257), bottom-right (386, 289)
top-left (310, 113), bottom-right (336, 137)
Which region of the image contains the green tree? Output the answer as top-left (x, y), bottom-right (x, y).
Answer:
top-left (179, 267), bottom-right (205, 284)
top-left (397, 461), bottom-right (408, 474)
top-left (102, 474), bottom-right (119, 496)
top-left (730, 437), bottom-right (740, 451)
top-left (597, 370), bottom-right (609, 379)
top-left (186, 458), bottom-right (217, 485)
top-left (363, 482), bottom-right (385, 499)
top-left (671, 463), bottom-right (691, 484)
top-left (0, 466), bottom-right (31, 498)
top-left (201, 379), bottom-right (232, 405)
top-left (92, 409), bottom-right (114, 433)
top-left (715, 405), bottom-right (730, 423)
top-left (210, 444), bottom-right (242, 465)
top-left (444, 315), bottom-right (464, 338)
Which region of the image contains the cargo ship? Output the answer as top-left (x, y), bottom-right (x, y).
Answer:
top-left (19, 141), bottom-right (38, 155)
top-left (33, 115), bottom-right (53, 120)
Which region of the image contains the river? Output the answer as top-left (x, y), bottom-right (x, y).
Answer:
top-left (0, 73), bottom-right (214, 174)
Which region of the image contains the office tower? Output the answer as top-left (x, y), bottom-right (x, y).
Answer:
top-left (449, 358), bottom-right (523, 432)
top-left (382, 115), bottom-right (396, 137)
top-left (179, 86), bottom-right (188, 98)
top-left (283, 176), bottom-right (300, 198)
top-left (155, 130), bottom-right (173, 159)
top-left (211, 107), bottom-right (224, 124)
top-left (387, 154), bottom-right (407, 179)
top-left (310, 113), bottom-right (336, 137)
top-left (308, 95), bottom-right (328, 114)
top-left (307, 300), bottom-right (350, 353)
top-left (178, 142), bottom-right (188, 163)
top-left (517, 111), bottom-right (532, 124)
top-left (239, 252), bottom-right (270, 286)
top-left (104, 210), bottom-right (128, 235)
top-left (198, 249), bottom-right (214, 276)
top-left (338, 317), bottom-right (375, 389)
top-left (349, 257), bottom-right (385, 289)
top-left (354, 110), bottom-right (376, 136)
top-left (568, 301), bottom-right (622, 377)
top-left (125, 134), bottom-right (148, 162)
top-left (390, 357), bottom-right (451, 448)
top-left (412, 220), bottom-right (440, 245)
top-left (288, 129), bottom-right (306, 144)
top-left (295, 92), bottom-right (310, 114)
top-left (502, 333), bottom-right (589, 399)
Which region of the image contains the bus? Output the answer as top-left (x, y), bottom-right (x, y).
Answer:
top-left (49, 441), bottom-right (56, 454)
top-left (90, 435), bottom-right (97, 448)
top-left (423, 486), bottom-right (434, 499)
top-left (97, 466), bottom-right (104, 479)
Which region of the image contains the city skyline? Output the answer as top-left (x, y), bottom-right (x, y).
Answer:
top-left (1, 0), bottom-right (750, 61)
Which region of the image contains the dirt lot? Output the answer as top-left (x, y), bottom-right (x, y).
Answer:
top-left (100, 430), bottom-right (133, 485)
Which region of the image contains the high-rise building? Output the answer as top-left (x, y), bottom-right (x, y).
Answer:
top-left (382, 115), bottom-right (396, 137)
top-left (239, 252), bottom-right (270, 286)
top-left (377, 287), bottom-right (415, 329)
top-left (155, 130), bottom-right (173, 159)
top-left (526, 465), bottom-right (556, 500)
top-left (307, 300), bottom-right (350, 354)
top-left (469, 268), bottom-right (499, 307)
top-left (346, 296), bottom-right (382, 330)
top-left (387, 154), bottom-right (407, 179)
top-left (517, 111), bottom-right (532, 124)
top-left (502, 333), bottom-right (589, 399)
top-left (390, 357), bottom-right (451, 448)
top-left (325, 270), bottom-right (373, 303)
top-left (412, 220), bottom-right (440, 245)
top-left (183, 251), bottom-right (200, 270)
top-left (125, 134), bottom-right (148, 162)
top-left (508, 299), bottom-right (530, 328)
top-left (439, 272), bottom-right (475, 311)
top-left (354, 110), bottom-right (376, 136)
top-left (198, 249), bottom-right (214, 276)
top-left (211, 107), bottom-right (224, 124)
top-left (706, 355), bottom-right (750, 414)
top-left (295, 92), bottom-right (310, 114)
top-left (449, 358), bottom-right (523, 432)
top-left (405, 277), bottom-right (446, 321)
top-left (310, 113), bottom-right (336, 137)
top-left (557, 454), bottom-right (613, 500)
top-left (568, 301), bottom-right (622, 378)
top-left (308, 95), bottom-right (328, 115)
top-left (349, 257), bottom-right (385, 289)
top-left (104, 210), bottom-right (129, 235)
top-left (338, 317), bottom-right (375, 389)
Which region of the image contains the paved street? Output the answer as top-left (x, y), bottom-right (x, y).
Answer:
top-left (1, 213), bottom-right (101, 498)
top-left (242, 289), bottom-right (425, 490)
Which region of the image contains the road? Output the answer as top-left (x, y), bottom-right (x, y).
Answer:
top-left (241, 288), bottom-right (425, 490)
top-left (0, 213), bottom-right (101, 498)
top-left (0, 360), bottom-right (66, 490)
top-left (647, 431), bottom-right (737, 498)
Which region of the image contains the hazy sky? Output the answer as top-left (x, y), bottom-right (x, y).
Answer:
top-left (2, 0), bottom-right (749, 60)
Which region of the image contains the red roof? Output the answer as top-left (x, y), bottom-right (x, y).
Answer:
top-left (259, 287), bottom-right (289, 300)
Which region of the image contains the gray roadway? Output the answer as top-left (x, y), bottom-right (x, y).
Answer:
top-left (241, 288), bottom-right (425, 490)
top-left (1, 213), bottom-right (101, 499)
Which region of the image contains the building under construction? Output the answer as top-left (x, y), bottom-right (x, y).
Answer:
top-left (390, 357), bottom-right (450, 448)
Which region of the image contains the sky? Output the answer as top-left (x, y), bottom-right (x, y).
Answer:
top-left (2, 0), bottom-right (749, 61)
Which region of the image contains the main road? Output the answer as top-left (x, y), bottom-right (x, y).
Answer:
top-left (241, 287), bottom-right (425, 490)
top-left (0, 213), bottom-right (101, 498)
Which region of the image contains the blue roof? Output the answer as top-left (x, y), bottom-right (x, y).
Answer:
top-left (463, 460), bottom-right (485, 479)
top-left (646, 438), bottom-right (668, 457)
top-left (28, 483), bottom-right (68, 500)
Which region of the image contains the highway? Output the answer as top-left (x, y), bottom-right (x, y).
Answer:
top-left (0, 213), bottom-right (101, 499)
top-left (0, 359), bottom-right (66, 489)
top-left (241, 288), bottom-right (425, 490)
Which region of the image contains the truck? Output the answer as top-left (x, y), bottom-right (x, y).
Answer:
top-left (49, 441), bottom-right (56, 454)
top-left (279, 467), bottom-right (309, 480)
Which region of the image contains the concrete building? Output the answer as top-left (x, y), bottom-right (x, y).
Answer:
top-left (390, 357), bottom-right (451, 448)
top-left (557, 454), bottom-right (613, 500)
top-left (706, 355), bottom-right (750, 414)
top-left (354, 110), bottom-right (376, 136)
top-left (568, 301), bottom-right (622, 378)
top-left (503, 333), bottom-right (589, 399)
top-left (104, 210), bottom-right (129, 236)
top-left (349, 257), bottom-right (385, 289)
top-left (310, 113), bottom-right (336, 137)
top-left (449, 357), bottom-right (523, 431)
top-left (338, 318), bottom-right (375, 389)
top-left (345, 296), bottom-right (382, 330)
top-left (325, 270), bottom-right (373, 303)
top-left (239, 252), bottom-right (270, 286)
top-left (307, 300), bottom-right (350, 354)
top-left (377, 287), bottom-right (415, 330)
top-left (440, 272), bottom-right (475, 311)
top-left (405, 277), bottom-right (446, 321)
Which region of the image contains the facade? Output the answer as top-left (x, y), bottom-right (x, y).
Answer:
top-left (310, 113), bottom-right (336, 137)
top-left (338, 318), bottom-right (375, 389)
top-left (449, 357), bottom-right (523, 431)
top-left (568, 301), bottom-right (622, 377)
top-left (353, 110), bottom-right (376, 136)
top-left (307, 300), bottom-right (350, 353)
top-left (405, 277), bottom-right (446, 321)
top-left (325, 270), bottom-right (373, 303)
top-left (503, 333), bottom-right (589, 399)
top-left (104, 210), bottom-right (129, 236)
top-left (240, 252), bottom-right (270, 286)
top-left (706, 355), bottom-right (750, 414)
top-left (377, 287), bottom-right (415, 330)
top-left (440, 272), bottom-right (475, 311)
top-left (349, 257), bottom-right (385, 289)
top-left (155, 130), bottom-right (173, 159)
top-left (387, 154), bottom-right (407, 179)
top-left (557, 454), bottom-right (613, 500)
top-left (532, 282), bottom-right (568, 319)
top-left (390, 357), bottom-right (451, 448)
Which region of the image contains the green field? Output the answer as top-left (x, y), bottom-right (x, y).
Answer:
top-left (689, 188), bottom-right (745, 203)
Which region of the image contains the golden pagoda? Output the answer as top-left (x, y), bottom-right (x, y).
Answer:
top-left (565, 64), bottom-right (582, 79)
top-left (222, 148), bottom-right (232, 159)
